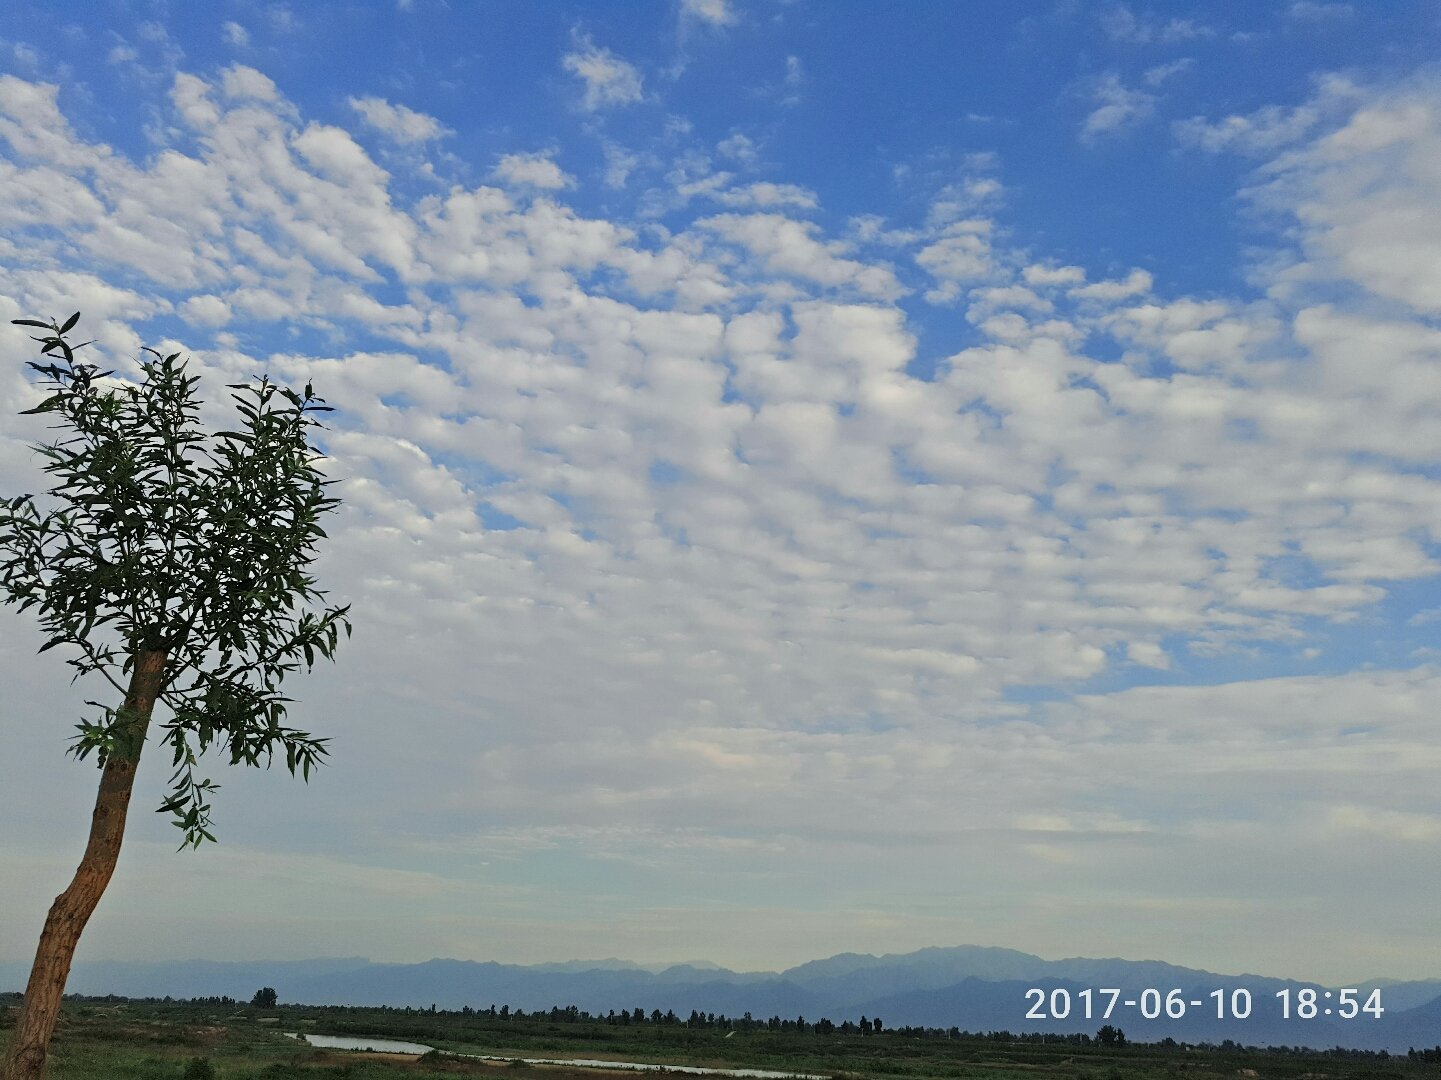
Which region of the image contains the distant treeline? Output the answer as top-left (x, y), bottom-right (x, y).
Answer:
top-left (456, 1003), bottom-right (888, 1035)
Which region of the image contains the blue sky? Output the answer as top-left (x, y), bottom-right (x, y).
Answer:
top-left (2, 1), bottom-right (1441, 986)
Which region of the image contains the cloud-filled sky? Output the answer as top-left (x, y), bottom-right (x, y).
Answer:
top-left (2, 1), bottom-right (1440, 986)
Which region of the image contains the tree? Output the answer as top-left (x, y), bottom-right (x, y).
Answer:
top-left (1, 315), bottom-right (351, 1080)
top-left (250, 987), bottom-right (278, 1009)
top-left (1096, 1024), bottom-right (1126, 1047)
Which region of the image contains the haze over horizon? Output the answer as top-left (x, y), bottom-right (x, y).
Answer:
top-left (2, 1), bottom-right (1440, 988)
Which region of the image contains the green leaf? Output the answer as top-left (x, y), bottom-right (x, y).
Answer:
top-left (18, 394), bottom-right (65, 415)
top-left (11, 318), bottom-right (54, 329)
top-left (59, 311), bottom-right (81, 334)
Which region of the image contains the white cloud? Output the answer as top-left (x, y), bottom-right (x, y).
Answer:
top-left (1288, 1), bottom-right (1354, 20)
top-left (1175, 75), bottom-right (1363, 157)
top-left (849, 215), bottom-right (921, 247)
top-left (179, 294), bottom-right (232, 326)
top-left (1080, 73), bottom-right (1157, 143)
top-left (1070, 267), bottom-right (1152, 300)
top-left (926, 179), bottom-right (1003, 227)
top-left (268, 5), bottom-right (298, 34)
top-left (221, 64), bottom-right (279, 102)
top-left (969, 285), bottom-right (1052, 314)
top-left (349, 95), bottom-right (449, 144)
top-left (0, 77), bottom-right (107, 170)
top-left (1024, 263), bottom-right (1086, 288)
top-left (711, 181), bottom-right (817, 210)
top-left (779, 55), bottom-right (803, 106)
top-left (680, 0), bottom-right (738, 27)
top-left (716, 133), bottom-right (757, 164)
top-left (222, 21), bottom-right (250, 47)
top-left (563, 36), bottom-right (645, 112)
top-left (1144, 57), bottom-right (1194, 87)
top-left (294, 124), bottom-right (385, 184)
top-left (492, 151), bottom-right (574, 190)
top-left (602, 142), bottom-right (640, 189)
top-left (916, 219), bottom-right (995, 299)
top-left (701, 213), bottom-right (901, 298)
top-left (1175, 103), bottom-right (1320, 155)
top-left (1126, 640), bottom-right (1170, 669)
top-left (1248, 75), bottom-right (1441, 315)
top-left (1100, 5), bottom-right (1214, 44)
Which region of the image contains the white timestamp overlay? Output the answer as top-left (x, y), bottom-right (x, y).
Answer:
top-left (1024, 988), bottom-right (1385, 1022)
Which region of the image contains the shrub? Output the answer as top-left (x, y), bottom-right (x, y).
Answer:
top-left (183, 1056), bottom-right (216, 1080)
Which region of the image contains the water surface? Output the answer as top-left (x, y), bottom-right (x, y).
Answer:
top-left (286, 1032), bottom-right (435, 1054)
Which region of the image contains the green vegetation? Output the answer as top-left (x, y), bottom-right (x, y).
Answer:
top-left (2, 994), bottom-right (1435, 1080)
top-left (0, 314), bottom-right (350, 1079)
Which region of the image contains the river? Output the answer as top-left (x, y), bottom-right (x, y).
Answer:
top-left (284, 1033), bottom-right (828, 1078)
top-left (287, 1032), bottom-right (436, 1054)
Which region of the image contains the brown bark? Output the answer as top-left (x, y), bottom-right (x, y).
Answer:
top-left (3, 649), bottom-right (167, 1080)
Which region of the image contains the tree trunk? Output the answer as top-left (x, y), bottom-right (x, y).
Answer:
top-left (3, 649), bottom-right (167, 1080)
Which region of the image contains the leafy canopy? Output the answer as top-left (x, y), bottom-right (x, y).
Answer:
top-left (0, 314), bottom-right (351, 847)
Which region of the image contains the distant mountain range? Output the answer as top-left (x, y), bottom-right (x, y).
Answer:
top-left (4, 945), bottom-right (1437, 1054)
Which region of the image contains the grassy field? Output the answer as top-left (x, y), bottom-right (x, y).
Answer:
top-left (1, 996), bottom-right (1433, 1080)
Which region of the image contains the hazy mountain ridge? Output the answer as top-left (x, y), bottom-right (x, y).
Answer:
top-left (5, 946), bottom-right (1437, 1053)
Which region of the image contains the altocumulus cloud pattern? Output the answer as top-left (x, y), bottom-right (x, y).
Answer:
top-left (1, 2), bottom-right (1439, 984)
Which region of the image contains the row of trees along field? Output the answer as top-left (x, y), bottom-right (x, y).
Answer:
top-left (450, 1003), bottom-right (884, 1034)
